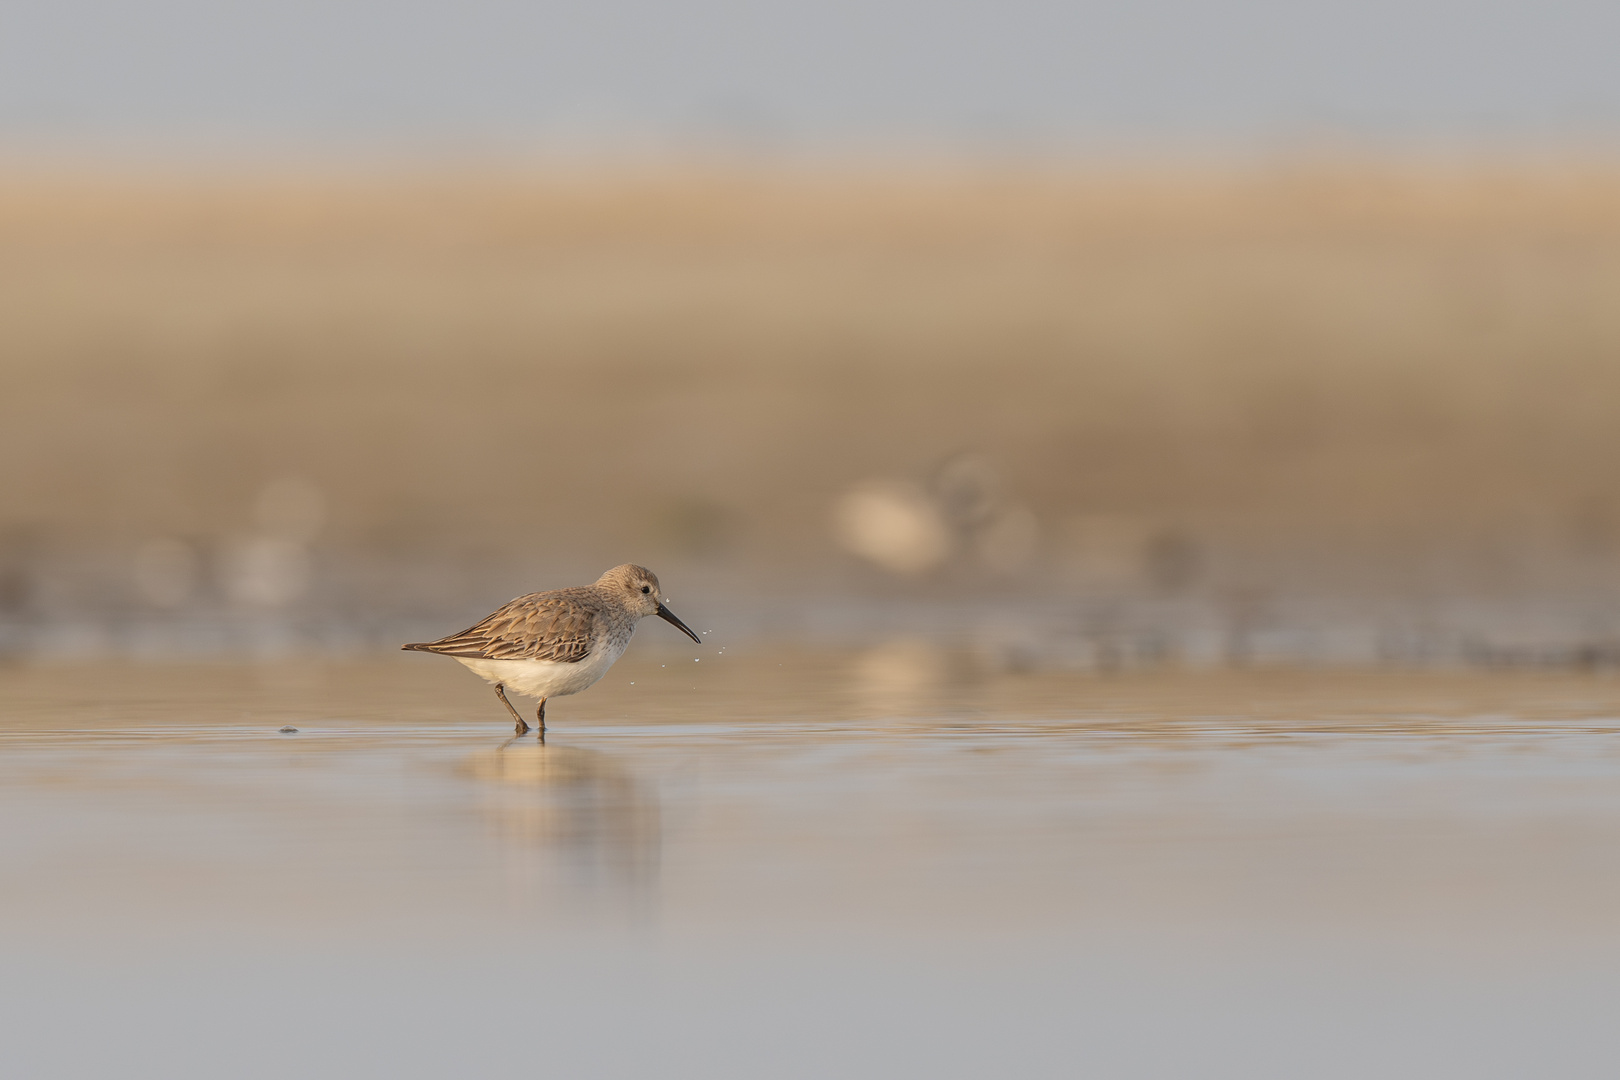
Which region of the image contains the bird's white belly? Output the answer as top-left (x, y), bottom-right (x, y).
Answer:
top-left (454, 635), bottom-right (630, 700)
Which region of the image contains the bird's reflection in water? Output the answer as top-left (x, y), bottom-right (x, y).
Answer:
top-left (462, 741), bottom-right (659, 910)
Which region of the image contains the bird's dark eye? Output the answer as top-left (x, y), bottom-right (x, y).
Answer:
top-left (641, 585), bottom-right (651, 594)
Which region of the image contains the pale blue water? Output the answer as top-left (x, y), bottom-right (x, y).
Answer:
top-left (5, 653), bottom-right (1620, 1078)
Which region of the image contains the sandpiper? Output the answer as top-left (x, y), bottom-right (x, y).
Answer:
top-left (403, 564), bottom-right (701, 739)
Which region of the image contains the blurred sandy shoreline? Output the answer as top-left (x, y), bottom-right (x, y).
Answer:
top-left (4, 158), bottom-right (1620, 659)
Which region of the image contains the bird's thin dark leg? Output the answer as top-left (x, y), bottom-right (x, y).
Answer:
top-left (495, 684), bottom-right (529, 735)
top-left (536, 699), bottom-right (546, 743)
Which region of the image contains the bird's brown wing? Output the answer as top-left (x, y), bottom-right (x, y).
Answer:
top-left (405, 589), bottom-right (599, 663)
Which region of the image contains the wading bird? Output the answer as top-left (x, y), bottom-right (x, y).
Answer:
top-left (404, 564), bottom-right (700, 739)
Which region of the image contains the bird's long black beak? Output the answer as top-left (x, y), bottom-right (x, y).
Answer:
top-left (656, 602), bottom-right (702, 645)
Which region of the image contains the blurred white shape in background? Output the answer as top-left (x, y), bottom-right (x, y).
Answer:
top-left (835, 454), bottom-right (1041, 577)
top-left (834, 480), bottom-right (953, 575)
top-left (132, 538), bottom-right (199, 608)
top-left (222, 537), bottom-right (312, 608)
top-left (223, 477), bottom-right (326, 608)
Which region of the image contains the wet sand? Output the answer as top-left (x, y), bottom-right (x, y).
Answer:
top-left (6, 649), bottom-right (1620, 1077)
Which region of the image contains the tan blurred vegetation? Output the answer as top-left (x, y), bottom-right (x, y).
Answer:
top-left (4, 158), bottom-right (1620, 609)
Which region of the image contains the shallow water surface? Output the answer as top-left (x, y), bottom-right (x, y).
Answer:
top-left (6, 650), bottom-right (1620, 1078)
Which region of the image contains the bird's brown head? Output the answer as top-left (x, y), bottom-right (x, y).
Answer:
top-left (596, 564), bottom-right (701, 644)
